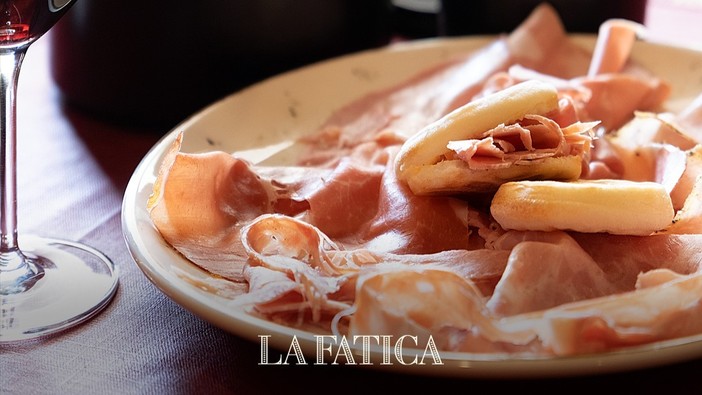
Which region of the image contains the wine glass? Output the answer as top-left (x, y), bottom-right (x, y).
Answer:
top-left (0, 0), bottom-right (118, 342)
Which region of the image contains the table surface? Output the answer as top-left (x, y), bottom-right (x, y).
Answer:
top-left (5, 10), bottom-right (702, 394)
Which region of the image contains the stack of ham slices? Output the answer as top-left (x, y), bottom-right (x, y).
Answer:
top-left (148, 4), bottom-right (702, 357)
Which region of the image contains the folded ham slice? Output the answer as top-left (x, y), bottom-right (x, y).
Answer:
top-left (446, 114), bottom-right (597, 171)
top-left (486, 232), bottom-right (619, 316)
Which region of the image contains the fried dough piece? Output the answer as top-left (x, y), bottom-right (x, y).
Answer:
top-left (395, 80), bottom-right (585, 195)
top-left (491, 179), bottom-right (675, 235)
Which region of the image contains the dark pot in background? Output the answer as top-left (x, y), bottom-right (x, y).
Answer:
top-left (50, 1), bottom-right (393, 130)
top-left (440, 0), bottom-right (648, 36)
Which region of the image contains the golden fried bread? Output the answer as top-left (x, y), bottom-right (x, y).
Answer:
top-left (490, 179), bottom-right (675, 235)
top-left (395, 80), bottom-right (583, 195)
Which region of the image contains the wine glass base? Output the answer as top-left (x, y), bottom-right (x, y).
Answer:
top-left (0, 235), bottom-right (118, 343)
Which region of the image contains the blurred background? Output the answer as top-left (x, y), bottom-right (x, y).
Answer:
top-left (48, 0), bottom-right (700, 131)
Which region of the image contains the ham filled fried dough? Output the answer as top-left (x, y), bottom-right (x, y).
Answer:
top-left (490, 179), bottom-right (675, 235)
top-left (395, 80), bottom-right (594, 195)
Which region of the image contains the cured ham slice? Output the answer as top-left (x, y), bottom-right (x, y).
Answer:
top-left (571, 233), bottom-right (702, 278)
top-left (608, 142), bottom-right (686, 190)
top-left (362, 149), bottom-right (475, 253)
top-left (486, 231), bottom-right (702, 313)
top-left (445, 115), bottom-right (597, 170)
top-left (486, 232), bottom-right (619, 316)
top-left (296, 158), bottom-right (385, 239)
top-left (613, 112), bottom-right (698, 151)
top-left (588, 19), bottom-right (643, 77)
top-left (664, 176), bottom-right (702, 234)
top-left (677, 92), bottom-right (702, 142)
top-left (576, 73), bottom-right (670, 130)
top-left (347, 267), bottom-right (539, 354)
top-left (148, 134), bottom-right (273, 242)
top-left (636, 268), bottom-right (686, 289)
top-left (148, 134), bottom-right (276, 280)
top-left (505, 3), bottom-right (591, 79)
top-left (529, 271), bottom-right (702, 356)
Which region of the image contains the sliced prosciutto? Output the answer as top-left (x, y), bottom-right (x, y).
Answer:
top-left (486, 232), bottom-right (619, 316)
top-left (295, 3), bottom-right (594, 168)
top-left (146, 2), bottom-right (702, 359)
top-left (148, 133), bottom-right (276, 281)
top-left (362, 148), bottom-right (475, 253)
top-left (238, 214), bottom-right (512, 325)
top-left (446, 114), bottom-right (597, 170)
top-left (528, 271), bottom-right (702, 356)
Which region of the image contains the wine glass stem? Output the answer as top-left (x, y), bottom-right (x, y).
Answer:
top-left (0, 49), bottom-right (28, 273)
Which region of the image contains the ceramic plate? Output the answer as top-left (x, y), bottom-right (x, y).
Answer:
top-left (122, 35), bottom-right (702, 378)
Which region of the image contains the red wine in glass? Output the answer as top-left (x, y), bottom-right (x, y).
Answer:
top-left (0, 0), bottom-right (74, 45)
top-left (0, 0), bottom-right (118, 342)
